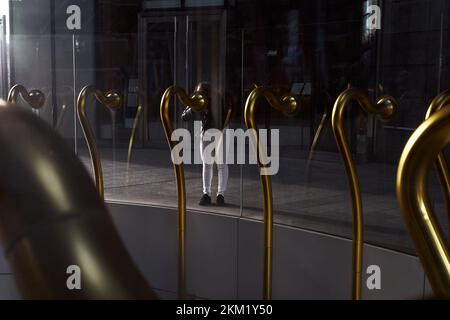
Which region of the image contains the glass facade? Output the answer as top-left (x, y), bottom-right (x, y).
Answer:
top-left (2, 0), bottom-right (450, 256)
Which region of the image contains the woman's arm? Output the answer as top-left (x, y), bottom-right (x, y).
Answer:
top-left (181, 107), bottom-right (194, 121)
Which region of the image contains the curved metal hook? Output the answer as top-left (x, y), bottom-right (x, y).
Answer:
top-left (397, 107), bottom-right (450, 298)
top-left (244, 86), bottom-right (301, 300)
top-left (0, 104), bottom-right (156, 299)
top-left (160, 85), bottom-right (207, 299)
top-left (77, 85), bottom-right (123, 200)
top-left (424, 90), bottom-right (450, 242)
top-left (7, 84), bottom-right (46, 110)
top-left (331, 87), bottom-right (397, 300)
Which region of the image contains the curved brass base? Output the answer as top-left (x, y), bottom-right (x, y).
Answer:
top-left (0, 104), bottom-right (156, 299)
top-left (331, 87), bottom-right (397, 300)
top-left (77, 85), bottom-right (123, 200)
top-left (424, 90), bottom-right (450, 241)
top-left (244, 86), bottom-right (301, 300)
top-left (7, 84), bottom-right (46, 110)
top-left (397, 105), bottom-right (450, 299)
top-left (160, 85), bottom-right (207, 299)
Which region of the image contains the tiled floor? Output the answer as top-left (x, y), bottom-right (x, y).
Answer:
top-left (78, 146), bottom-right (449, 254)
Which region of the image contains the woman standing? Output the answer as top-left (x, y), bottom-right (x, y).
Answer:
top-left (181, 82), bottom-right (229, 206)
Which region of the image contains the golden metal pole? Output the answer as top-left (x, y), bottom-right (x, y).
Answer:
top-left (244, 86), bottom-right (300, 300)
top-left (160, 85), bottom-right (207, 299)
top-left (77, 85), bottom-right (123, 200)
top-left (331, 87), bottom-right (397, 300)
top-left (7, 84), bottom-right (46, 110)
top-left (127, 105), bottom-right (143, 163)
top-left (424, 90), bottom-right (450, 241)
top-left (397, 107), bottom-right (450, 298)
top-left (0, 103), bottom-right (156, 299)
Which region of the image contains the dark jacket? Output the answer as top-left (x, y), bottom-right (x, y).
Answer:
top-left (181, 107), bottom-right (213, 132)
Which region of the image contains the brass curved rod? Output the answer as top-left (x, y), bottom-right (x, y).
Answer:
top-left (127, 105), bottom-right (143, 163)
top-left (397, 107), bottom-right (450, 298)
top-left (0, 104), bottom-right (156, 299)
top-left (244, 86), bottom-right (300, 300)
top-left (331, 87), bottom-right (397, 300)
top-left (7, 84), bottom-right (46, 110)
top-left (424, 90), bottom-right (450, 240)
top-left (160, 85), bottom-right (207, 299)
top-left (77, 85), bottom-right (123, 200)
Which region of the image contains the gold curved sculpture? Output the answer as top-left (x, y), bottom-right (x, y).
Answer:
top-left (77, 85), bottom-right (123, 200)
top-left (397, 107), bottom-right (450, 298)
top-left (424, 90), bottom-right (450, 239)
top-left (244, 86), bottom-right (300, 300)
top-left (160, 85), bottom-right (207, 299)
top-left (7, 84), bottom-right (46, 110)
top-left (0, 103), bottom-right (156, 299)
top-left (127, 105), bottom-right (143, 163)
top-left (331, 87), bottom-right (397, 300)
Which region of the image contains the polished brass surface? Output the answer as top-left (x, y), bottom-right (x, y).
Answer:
top-left (331, 87), bottom-right (397, 300)
top-left (160, 85), bottom-right (207, 299)
top-left (244, 86), bottom-right (300, 300)
top-left (127, 105), bottom-right (143, 163)
top-left (397, 107), bottom-right (450, 298)
top-left (7, 84), bottom-right (46, 110)
top-left (424, 90), bottom-right (450, 240)
top-left (77, 85), bottom-right (123, 200)
top-left (0, 103), bottom-right (156, 299)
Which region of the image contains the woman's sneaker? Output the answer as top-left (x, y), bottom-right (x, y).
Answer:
top-left (199, 194), bottom-right (211, 206)
top-left (216, 194), bottom-right (225, 206)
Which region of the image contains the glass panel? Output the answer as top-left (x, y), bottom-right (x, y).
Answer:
top-left (3, 0), bottom-right (449, 257)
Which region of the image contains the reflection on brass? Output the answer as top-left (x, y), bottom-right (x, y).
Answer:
top-left (160, 86), bottom-right (207, 299)
top-left (425, 90), bottom-right (450, 240)
top-left (77, 85), bottom-right (123, 200)
top-left (7, 84), bottom-right (46, 110)
top-left (397, 107), bottom-right (450, 298)
top-left (331, 87), bottom-right (397, 300)
top-left (0, 104), bottom-right (156, 299)
top-left (127, 105), bottom-right (143, 163)
top-left (244, 86), bottom-right (300, 300)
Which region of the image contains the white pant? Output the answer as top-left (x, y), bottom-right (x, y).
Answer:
top-left (200, 130), bottom-right (229, 197)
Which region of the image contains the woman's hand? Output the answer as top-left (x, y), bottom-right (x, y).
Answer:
top-left (181, 107), bottom-right (193, 121)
